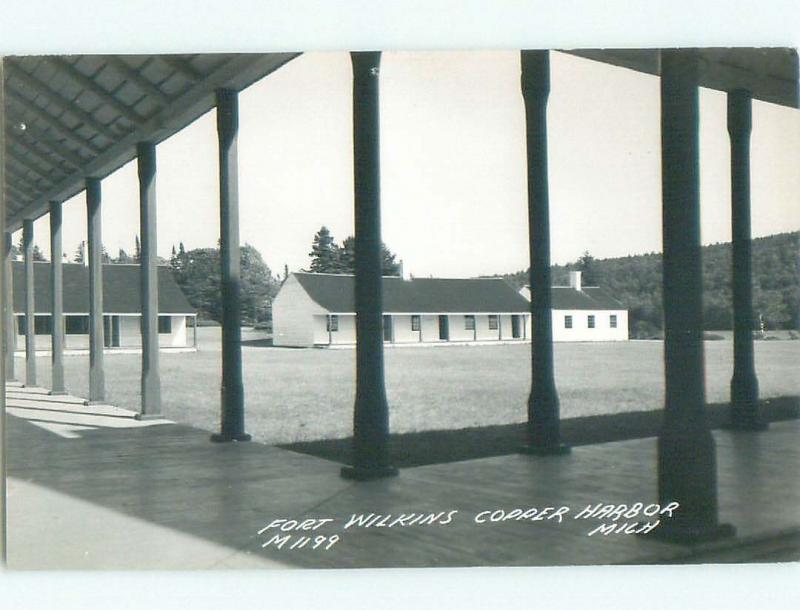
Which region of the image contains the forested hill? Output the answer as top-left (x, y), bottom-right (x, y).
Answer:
top-left (497, 231), bottom-right (799, 335)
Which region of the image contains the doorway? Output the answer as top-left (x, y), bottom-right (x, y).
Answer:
top-left (383, 315), bottom-right (393, 342)
top-left (438, 315), bottom-right (449, 341)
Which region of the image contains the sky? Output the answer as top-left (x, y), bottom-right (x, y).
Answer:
top-left (19, 50), bottom-right (800, 279)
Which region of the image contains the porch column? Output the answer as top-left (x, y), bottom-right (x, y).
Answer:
top-left (49, 202), bottom-right (66, 395)
top-left (211, 88), bottom-right (250, 442)
top-left (22, 219), bottom-right (35, 386)
top-left (341, 51), bottom-right (397, 480)
top-left (136, 142), bottom-right (162, 418)
top-left (86, 178), bottom-right (105, 403)
top-left (519, 50), bottom-right (569, 455)
top-left (727, 89), bottom-right (765, 430)
top-left (3, 233), bottom-right (15, 381)
top-left (656, 49), bottom-right (733, 543)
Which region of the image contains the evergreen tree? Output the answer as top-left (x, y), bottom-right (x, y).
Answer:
top-left (74, 241), bottom-right (86, 264)
top-left (574, 251), bottom-right (597, 285)
top-left (32, 245), bottom-right (47, 262)
top-left (308, 226), bottom-right (340, 273)
top-left (115, 248), bottom-right (133, 264)
top-left (337, 235), bottom-right (401, 276)
top-left (133, 235), bottom-right (141, 263)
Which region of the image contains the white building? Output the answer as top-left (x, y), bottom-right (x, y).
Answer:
top-left (12, 261), bottom-right (197, 351)
top-left (273, 272), bottom-right (532, 347)
top-left (519, 271), bottom-right (628, 342)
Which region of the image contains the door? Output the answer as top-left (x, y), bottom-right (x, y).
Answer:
top-left (511, 315), bottom-right (521, 339)
top-left (383, 315), bottom-right (393, 342)
top-left (438, 315), bottom-right (449, 341)
top-left (111, 315), bottom-right (121, 347)
top-left (103, 316), bottom-right (112, 348)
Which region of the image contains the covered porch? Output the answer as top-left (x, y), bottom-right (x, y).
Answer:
top-left (1, 45), bottom-right (798, 560)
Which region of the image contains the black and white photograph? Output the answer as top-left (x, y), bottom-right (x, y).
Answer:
top-left (0, 2), bottom-right (798, 608)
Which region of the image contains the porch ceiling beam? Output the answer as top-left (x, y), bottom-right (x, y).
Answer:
top-left (6, 89), bottom-right (103, 155)
top-left (4, 161), bottom-right (39, 189)
top-left (10, 135), bottom-right (75, 175)
top-left (6, 149), bottom-right (60, 184)
top-left (6, 64), bottom-right (120, 141)
top-left (6, 119), bottom-right (88, 169)
top-left (6, 181), bottom-right (37, 203)
top-left (5, 52), bottom-right (300, 233)
top-left (159, 55), bottom-right (203, 82)
top-left (105, 56), bottom-right (171, 106)
top-left (45, 57), bottom-right (145, 124)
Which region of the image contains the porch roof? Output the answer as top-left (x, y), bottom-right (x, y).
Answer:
top-left (3, 53), bottom-right (300, 231)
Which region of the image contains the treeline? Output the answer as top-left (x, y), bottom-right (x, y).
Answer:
top-left (10, 236), bottom-right (163, 266)
top-left (498, 232), bottom-right (799, 336)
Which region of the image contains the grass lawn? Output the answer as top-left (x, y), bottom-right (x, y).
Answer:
top-left (22, 328), bottom-right (800, 445)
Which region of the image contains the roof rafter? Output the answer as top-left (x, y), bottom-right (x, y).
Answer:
top-left (105, 56), bottom-right (171, 106)
top-left (10, 135), bottom-right (76, 175)
top-left (6, 148), bottom-right (62, 184)
top-left (5, 89), bottom-right (103, 155)
top-left (5, 157), bottom-right (55, 190)
top-left (6, 182), bottom-right (36, 203)
top-left (7, 63), bottom-right (120, 142)
top-left (159, 55), bottom-right (203, 82)
top-left (5, 119), bottom-right (88, 169)
top-left (45, 57), bottom-right (145, 124)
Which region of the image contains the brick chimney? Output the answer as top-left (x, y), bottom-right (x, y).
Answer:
top-left (569, 270), bottom-right (582, 291)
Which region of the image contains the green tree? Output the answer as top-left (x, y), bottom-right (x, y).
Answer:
top-left (337, 235), bottom-right (401, 276)
top-left (175, 243), bottom-right (279, 324)
top-left (308, 226), bottom-right (340, 273)
top-left (115, 248), bottom-right (133, 264)
top-left (73, 241), bottom-right (86, 264)
top-left (32, 245), bottom-right (47, 262)
top-left (574, 251), bottom-right (597, 285)
top-left (179, 248), bottom-right (221, 321)
top-left (240, 244), bottom-right (279, 324)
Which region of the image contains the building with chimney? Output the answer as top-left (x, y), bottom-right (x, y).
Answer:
top-left (519, 271), bottom-right (628, 342)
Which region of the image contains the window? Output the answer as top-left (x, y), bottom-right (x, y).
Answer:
top-left (327, 315), bottom-right (339, 332)
top-left (610, 315), bottom-right (617, 328)
top-left (411, 315), bottom-right (421, 331)
top-left (158, 316), bottom-right (172, 334)
top-left (16, 315), bottom-right (52, 335)
top-left (564, 315), bottom-right (573, 329)
top-left (34, 315), bottom-right (52, 335)
top-left (488, 315), bottom-right (498, 330)
top-left (588, 315), bottom-right (595, 329)
top-left (464, 315), bottom-right (475, 330)
top-left (65, 315), bottom-right (89, 335)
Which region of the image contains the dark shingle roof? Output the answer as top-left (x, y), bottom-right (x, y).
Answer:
top-left (12, 262), bottom-right (195, 314)
top-left (293, 272), bottom-right (531, 313)
top-left (534, 286), bottom-right (625, 310)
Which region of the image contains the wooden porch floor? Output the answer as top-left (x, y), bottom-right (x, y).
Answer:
top-left (5, 382), bottom-right (799, 569)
